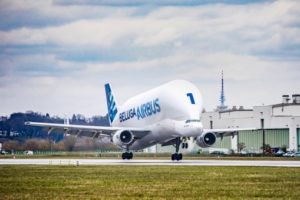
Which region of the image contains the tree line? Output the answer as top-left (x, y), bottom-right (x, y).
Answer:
top-left (0, 111), bottom-right (113, 151)
top-left (0, 111), bottom-right (109, 140)
top-left (2, 136), bottom-right (118, 152)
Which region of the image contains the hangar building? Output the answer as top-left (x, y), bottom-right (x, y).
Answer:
top-left (202, 94), bottom-right (300, 153)
top-left (146, 94), bottom-right (300, 154)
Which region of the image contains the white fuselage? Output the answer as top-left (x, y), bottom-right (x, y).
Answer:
top-left (111, 80), bottom-right (204, 150)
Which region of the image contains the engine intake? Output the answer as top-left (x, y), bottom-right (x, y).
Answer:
top-left (112, 130), bottom-right (134, 148)
top-left (196, 132), bottom-right (216, 148)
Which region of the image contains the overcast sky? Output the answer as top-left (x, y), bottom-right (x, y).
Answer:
top-left (0, 0), bottom-right (299, 117)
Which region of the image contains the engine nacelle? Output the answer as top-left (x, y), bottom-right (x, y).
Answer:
top-left (196, 132), bottom-right (217, 148)
top-left (112, 130), bottom-right (134, 148)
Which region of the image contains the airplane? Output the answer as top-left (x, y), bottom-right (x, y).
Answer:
top-left (25, 80), bottom-right (253, 161)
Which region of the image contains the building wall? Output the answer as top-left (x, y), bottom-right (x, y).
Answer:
top-left (202, 104), bottom-right (300, 151)
top-left (238, 130), bottom-right (263, 150)
top-left (213, 136), bottom-right (231, 149)
top-left (146, 103), bottom-right (300, 153)
top-left (297, 128), bottom-right (300, 151)
top-left (219, 110), bottom-right (253, 119)
top-left (265, 129), bottom-right (289, 148)
top-left (273, 105), bottom-right (300, 116)
top-left (238, 129), bottom-right (289, 151)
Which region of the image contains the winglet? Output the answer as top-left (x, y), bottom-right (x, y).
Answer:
top-left (105, 83), bottom-right (118, 125)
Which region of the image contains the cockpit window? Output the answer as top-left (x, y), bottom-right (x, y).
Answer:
top-left (185, 119), bottom-right (201, 123)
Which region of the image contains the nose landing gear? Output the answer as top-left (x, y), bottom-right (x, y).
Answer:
top-left (171, 153), bottom-right (182, 161)
top-left (122, 152), bottom-right (133, 160)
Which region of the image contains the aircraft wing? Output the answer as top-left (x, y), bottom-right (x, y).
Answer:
top-left (203, 128), bottom-right (257, 139)
top-left (25, 122), bottom-right (151, 139)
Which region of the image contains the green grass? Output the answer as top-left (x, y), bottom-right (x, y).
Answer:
top-left (0, 165), bottom-right (299, 199)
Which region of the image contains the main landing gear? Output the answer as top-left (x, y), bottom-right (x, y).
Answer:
top-left (122, 152), bottom-right (133, 160)
top-left (171, 137), bottom-right (183, 161)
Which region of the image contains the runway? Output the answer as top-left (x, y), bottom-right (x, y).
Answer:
top-left (1, 159), bottom-right (300, 167)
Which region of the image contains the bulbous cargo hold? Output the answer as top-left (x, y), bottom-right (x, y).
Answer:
top-left (114, 80), bottom-right (203, 127)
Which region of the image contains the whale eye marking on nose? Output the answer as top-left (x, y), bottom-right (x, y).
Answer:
top-left (186, 93), bottom-right (195, 104)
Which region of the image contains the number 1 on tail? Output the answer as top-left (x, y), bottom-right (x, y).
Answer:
top-left (186, 93), bottom-right (195, 104)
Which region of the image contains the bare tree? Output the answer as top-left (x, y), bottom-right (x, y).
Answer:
top-left (3, 140), bottom-right (22, 151)
top-left (63, 136), bottom-right (77, 151)
top-left (24, 139), bottom-right (39, 150)
top-left (37, 139), bottom-right (50, 150)
top-left (238, 142), bottom-right (246, 152)
top-left (261, 144), bottom-right (272, 155)
top-left (50, 141), bottom-right (64, 151)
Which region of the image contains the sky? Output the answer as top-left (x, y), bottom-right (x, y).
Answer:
top-left (0, 0), bottom-right (299, 117)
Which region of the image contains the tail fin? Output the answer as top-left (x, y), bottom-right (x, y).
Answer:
top-left (105, 83), bottom-right (118, 125)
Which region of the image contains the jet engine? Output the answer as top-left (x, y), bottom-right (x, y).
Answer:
top-left (112, 130), bottom-right (134, 148)
top-left (196, 132), bottom-right (217, 148)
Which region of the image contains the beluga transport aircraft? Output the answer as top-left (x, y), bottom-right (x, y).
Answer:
top-left (26, 80), bottom-right (253, 161)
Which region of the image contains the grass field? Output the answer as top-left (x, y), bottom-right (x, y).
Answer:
top-left (0, 165), bottom-right (299, 199)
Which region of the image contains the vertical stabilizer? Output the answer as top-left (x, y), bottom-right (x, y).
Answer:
top-left (105, 83), bottom-right (118, 125)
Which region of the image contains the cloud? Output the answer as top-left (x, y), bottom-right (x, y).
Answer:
top-left (0, 0), bottom-right (138, 30)
top-left (0, 0), bottom-right (299, 117)
top-left (1, 0), bottom-right (299, 57)
top-left (0, 17), bottom-right (192, 47)
top-left (54, 0), bottom-right (271, 6)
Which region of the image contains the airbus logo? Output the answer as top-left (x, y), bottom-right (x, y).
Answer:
top-left (119, 98), bottom-right (161, 122)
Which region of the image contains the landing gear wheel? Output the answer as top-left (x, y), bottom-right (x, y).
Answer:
top-left (171, 154), bottom-right (175, 161)
top-left (178, 153), bottom-right (182, 160)
top-left (181, 143), bottom-right (188, 149)
top-left (122, 152), bottom-right (133, 160)
top-left (171, 153), bottom-right (183, 161)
